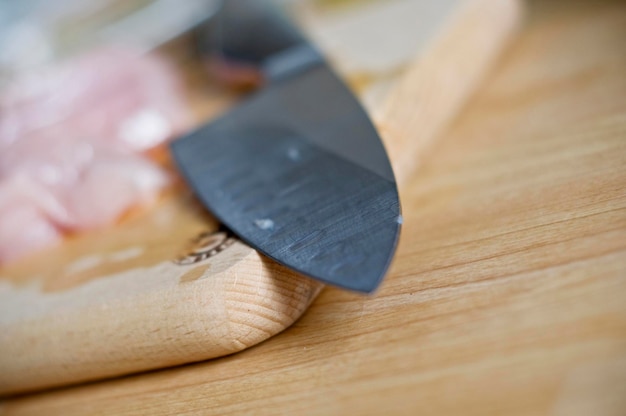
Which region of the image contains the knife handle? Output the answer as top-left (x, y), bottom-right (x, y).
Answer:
top-left (195, 0), bottom-right (306, 88)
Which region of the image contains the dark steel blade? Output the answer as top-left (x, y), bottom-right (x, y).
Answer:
top-left (172, 0), bottom-right (401, 293)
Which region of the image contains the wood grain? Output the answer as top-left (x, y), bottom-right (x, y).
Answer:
top-left (0, 188), bottom-right (323, 395)
top-left (0, 0), bottom-right (522, 396)
top-left (1, 0), bottom-right (623, 413)
top-left (379, 0), bottom-right (522, 183)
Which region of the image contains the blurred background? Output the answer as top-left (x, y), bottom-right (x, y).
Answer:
top-left (0, 0), bottom-right (487, 264)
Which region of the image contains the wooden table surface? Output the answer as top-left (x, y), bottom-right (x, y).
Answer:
top-left (3, 0), bottom-right (625, 414)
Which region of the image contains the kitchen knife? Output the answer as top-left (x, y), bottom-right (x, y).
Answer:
top-left (0, 0), bottom-right (523, 395)
top-left (171, 0), bottom-right (402, 293)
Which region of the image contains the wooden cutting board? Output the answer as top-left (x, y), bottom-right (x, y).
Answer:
top-left (0, 0), bottom-right (522, 395)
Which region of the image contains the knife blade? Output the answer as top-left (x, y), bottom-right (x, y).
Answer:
top-left (171, 0), bottom-right (401, 293)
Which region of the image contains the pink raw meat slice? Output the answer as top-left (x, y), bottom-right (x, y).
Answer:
top-left (1, 48), bottom-right (190, 153)
top-left (0, 177), bottom-right (64, 264)
top-left (64, 149), bottom-right (170, 230)
top-left (0, 47), bottom-right (190, 264)
top-left (1, 133), bottom-right (169, 231)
